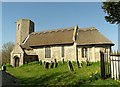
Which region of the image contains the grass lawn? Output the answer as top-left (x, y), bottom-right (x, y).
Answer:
top-left (5, 61), bottom-right (120, 86)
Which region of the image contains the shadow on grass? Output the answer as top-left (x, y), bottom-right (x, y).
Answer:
top-left (20, 71), bottom-right (102, 86)
top-left (20, 71), bottom-right (71, 85)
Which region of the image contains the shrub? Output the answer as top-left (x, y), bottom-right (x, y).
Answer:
top-left (89, 73), bottom-right (100, 82)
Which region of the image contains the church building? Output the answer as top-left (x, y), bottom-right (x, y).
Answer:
top-left (11, 19), bottom-right (114, 67)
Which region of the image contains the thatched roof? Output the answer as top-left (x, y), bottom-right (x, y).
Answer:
top-left (22, 26), bottom-right (114, 49)
top-left (76, 27), bottom-right (114, 46)
top-left (22, 27), bottom-right (75, 49)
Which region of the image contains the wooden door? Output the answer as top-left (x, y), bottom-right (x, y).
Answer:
top-left (15, 57), bottom-right (19, 67)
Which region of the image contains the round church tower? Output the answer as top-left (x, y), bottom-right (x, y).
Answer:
top-left (16, 19), bottom-right (34, 45)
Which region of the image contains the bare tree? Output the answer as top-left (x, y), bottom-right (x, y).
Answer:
top-left (1, 42), bottom-right (14, 65)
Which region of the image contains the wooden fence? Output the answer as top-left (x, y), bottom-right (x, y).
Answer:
top-left (110, 53), bottom-right (120, 80)
top-left (100, 51), bottom-right (120, 80)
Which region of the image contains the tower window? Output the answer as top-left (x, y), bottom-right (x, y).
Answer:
top-left (18, 24), bottom-right (20, 30)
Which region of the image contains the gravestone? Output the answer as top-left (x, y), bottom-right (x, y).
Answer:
top-left (54, 59), bottom-right (58, 68)
top-left (55, 62), bottom-right (58, 68)
top-left (77, 61), bottom-right (80, 68)
top-left (68, 61), bottom-right (74, 71)
top-left (44, 61), bottom-right (46, 65)
top-left (87, 60), bottom-right (90, 66)
top-left (62, 59), bottom-right (64, 64)
top-left (45, 62), bottom-right (49, 69)
top-left (54, 59), bottom-right (57, 62)
top-left (50, 61), bottom-right (54, 68)
top-left (39, 60), bottom-right (42, 65)
top-left (2, 66), bottom-right (6, 71)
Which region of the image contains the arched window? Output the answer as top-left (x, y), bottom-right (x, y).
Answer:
top-left (18, 24), bottom-right (20, 30)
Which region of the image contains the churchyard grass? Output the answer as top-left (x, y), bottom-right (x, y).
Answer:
top-left (6, 61), bottom-right (120, 86)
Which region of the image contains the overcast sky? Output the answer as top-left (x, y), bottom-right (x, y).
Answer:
top-left (2, 2), bottom-right (118, 50)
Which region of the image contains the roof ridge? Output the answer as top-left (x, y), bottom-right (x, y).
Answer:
top-left (31, 26), bottom-right (75, 35)
top-left (78, 27), bottom-right (97, 31)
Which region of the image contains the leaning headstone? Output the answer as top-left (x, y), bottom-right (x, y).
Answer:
top-left (68, 61), bottom-right (74, 71)
top-left (39, 60), bottom-right (42, 65)
top-left (55, 62), bottom-right (58, 68)
top-left (45, 62), bottom-right (49, 69)
top-left (54, 59), bottom-right (58, 68)
top-left (50, 61), bottom-right (54, 68)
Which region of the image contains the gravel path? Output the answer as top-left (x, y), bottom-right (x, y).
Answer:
top-left (1, 71), bottom-right (20, 86)
top-left (0, 71), bottom-right (2, 87)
